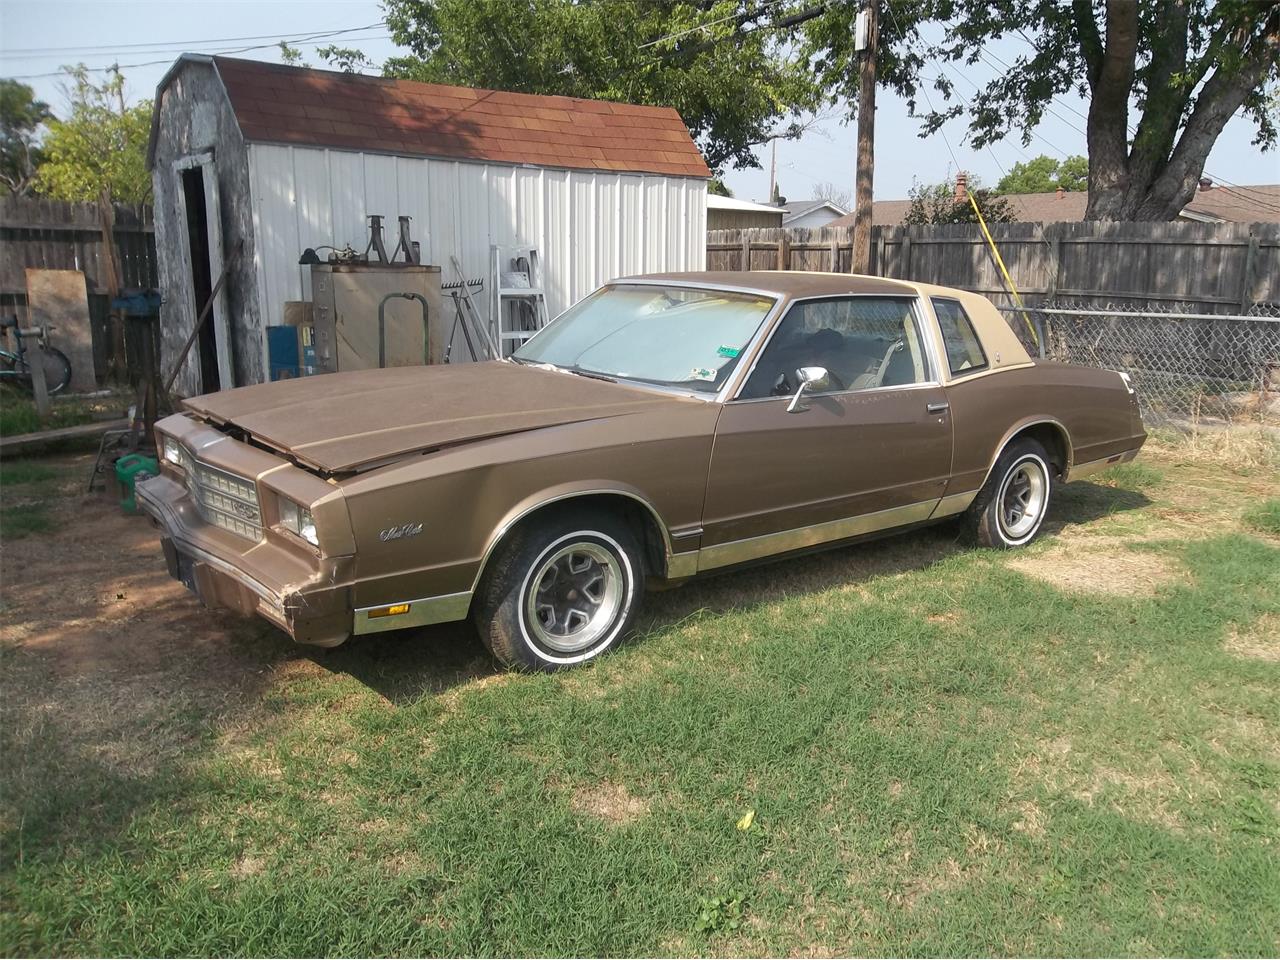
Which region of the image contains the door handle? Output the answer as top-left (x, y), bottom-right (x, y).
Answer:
top-left (927, 401), bottom-right (950, 414)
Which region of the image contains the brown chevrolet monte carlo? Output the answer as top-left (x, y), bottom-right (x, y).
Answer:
top-left (139, 271), bottom-right (1146, 670)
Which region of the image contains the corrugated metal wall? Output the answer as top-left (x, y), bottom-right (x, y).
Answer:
top-left (246, 144), bottom-right (707, 334)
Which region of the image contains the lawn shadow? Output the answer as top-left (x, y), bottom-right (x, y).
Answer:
top-left (1047, 479), bottom-right (1152, 532)
top-left (309, 620), bottom-right (495, 706)
top-left (301, 480), bottom-right (1154, 703)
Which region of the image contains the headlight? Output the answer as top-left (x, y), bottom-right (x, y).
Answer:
top-left (278, 497), bottom-right (319, 546)
top-left (162, 435), bottom-right (182, 465)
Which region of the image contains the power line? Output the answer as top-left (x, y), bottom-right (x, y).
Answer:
top-left (1, 23), bottom-right (386, 60)
top-left (638, 0), bottom-right (787, 49)
top-left (6, 23), bottom-right (389, 80)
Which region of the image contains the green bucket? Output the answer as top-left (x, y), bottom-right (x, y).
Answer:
top-left (115, 453), bottom-right (159, 515)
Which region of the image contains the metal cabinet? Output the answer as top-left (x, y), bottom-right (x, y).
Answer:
top-left (309, 263), bottom-right (444, 373)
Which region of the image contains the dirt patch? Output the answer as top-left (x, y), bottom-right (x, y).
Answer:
top-left (569, 780), bottom-right (650, 825)
top-left (1224, 614), bottom-right (1280, 663)
top-left (0, 453), bottom-right (300, 778)
top-left (1009, 799), bottom-right (1046, 838)
top-left (230, 854), bottom-right (265, 878)
top-left (1009, 535), bottom-right (1183, 596)
top-left (1013, 735), bottom-right (1198, 832)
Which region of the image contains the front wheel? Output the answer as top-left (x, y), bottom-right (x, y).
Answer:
top-left (965, 438), bottom-right (1054, 548)
top-left (473, 508), bottom-right (646, 671)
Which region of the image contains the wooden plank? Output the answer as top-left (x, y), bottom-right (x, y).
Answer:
top-left (25, 268), bottom-right (96, 392)
top-left (0, 418), bottom-right (131, 456)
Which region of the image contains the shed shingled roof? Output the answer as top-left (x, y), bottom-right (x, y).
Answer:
top-left (207, 56), bottom-right (710, 179)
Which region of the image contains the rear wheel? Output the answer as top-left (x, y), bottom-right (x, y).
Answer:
top-left (965, 438), bottom-right (1054, 548)
top-left (473, 508), bottom-right (645, 671)
top-left (17, 346), bottom-right (72, 395)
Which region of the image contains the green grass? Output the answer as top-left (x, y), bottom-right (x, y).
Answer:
top-left (1096, 460), bottom-right (1164, 490)
top-left (0, 459), bottom-right (64, 538)
top-left (0, 389), bottom-right (120, 438)
top-left (1242, 498), bottom-right (1280, 537)
top-left (0, 460), bottom-right (58, 486)
top-left (0, 502), bottom-right (56, 538)
top-left (2, 450), bottom-right (1278, 956)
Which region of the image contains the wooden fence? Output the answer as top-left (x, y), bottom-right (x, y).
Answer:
top-left (1, 196), bottom-right (158, 383)
top-left (707, 220), bottom-right (1280, 313)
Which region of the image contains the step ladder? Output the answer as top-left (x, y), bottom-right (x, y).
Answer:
top-left (490, 246), bottom-right (550, 356)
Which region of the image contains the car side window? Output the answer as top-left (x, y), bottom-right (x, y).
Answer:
top-left (738, 297), bottom-right (930, 400)
top-left (932, 298), bottom-right (988, 376)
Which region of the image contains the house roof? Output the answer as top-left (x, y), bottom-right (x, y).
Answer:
top-left (706, 195), bottom-right (784, 214)
top-left (781, 199), bottom-right (848, 223)
top-left (828, 184), bottom-right (1280, 226)
top-left (152, 55), bottom-right (710, 178)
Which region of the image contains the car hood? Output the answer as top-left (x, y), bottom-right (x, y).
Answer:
top-left (181, 362), bottom-right (696, 473)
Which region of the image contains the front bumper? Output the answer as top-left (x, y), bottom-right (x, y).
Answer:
top-left (138, 474), bottom-right (354, 647)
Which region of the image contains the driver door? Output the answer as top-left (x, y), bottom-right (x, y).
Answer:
top-left (699, 295), bottom-right (953, 569)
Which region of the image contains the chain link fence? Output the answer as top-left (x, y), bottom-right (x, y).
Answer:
top-left (997, 301), bottom-right (1280, 428)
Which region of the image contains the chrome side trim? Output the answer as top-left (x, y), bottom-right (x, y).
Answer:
top-left (1067, 448), bottom-right (1138, 482)
top-left (730, 379), bottom-right (941, 405)
top-left (931, 489), bottom-right (978, 518)
top-left (943, 361), bottom-right (1037, 385)
top-left (666, 552), bottom-right (698, 580)
top-left (697, 498), bottom-right (939, 572)
top-left (353, 591), bottom-right (472, 635)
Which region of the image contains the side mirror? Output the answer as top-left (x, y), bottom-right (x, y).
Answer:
top-left (786, 365), bottom-right (830, 413)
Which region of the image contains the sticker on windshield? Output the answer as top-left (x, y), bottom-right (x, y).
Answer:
top-left (689, 366), bottom-right (718, 382)
top-left (716, 345), bottom-right (740, 359)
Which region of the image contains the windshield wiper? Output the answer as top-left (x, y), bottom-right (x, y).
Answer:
top-left (565, 367), bottom-right (617, 383)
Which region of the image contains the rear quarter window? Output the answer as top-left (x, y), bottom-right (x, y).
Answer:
top-left (932, 298), bottom-right (988, 376)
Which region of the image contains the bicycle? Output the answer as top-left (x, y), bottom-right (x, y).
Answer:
top-left (0, 315), bottom-right (73, 395)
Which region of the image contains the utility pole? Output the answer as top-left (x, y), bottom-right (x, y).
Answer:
top-left (851, 0), bottom-right (877, 274)
top-left (768, 138), bottom-right (778, 204)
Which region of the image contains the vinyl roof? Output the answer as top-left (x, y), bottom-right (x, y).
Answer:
top-left (618, 270), bottom-right (918, 298)
top-left (185, 56), bottom-right (711, 178)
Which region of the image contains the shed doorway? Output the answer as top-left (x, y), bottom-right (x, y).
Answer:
top-left (175, 154), bottom-right (233, 392)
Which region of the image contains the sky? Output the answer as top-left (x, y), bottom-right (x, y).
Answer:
top-left (2, 0), bottom-right (1277, 207)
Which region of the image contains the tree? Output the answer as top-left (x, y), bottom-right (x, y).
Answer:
top-left (35, 67), bottom-right (151, 204)
top-left (380, 0), bottom-right (822, 173)
top-left (904, 175), bottom-right (1017, 225)
top-left (708, 178), bottom-right (733, 197)
top-left (278, 41), bottom-right (305, 66)
top-left (316, 45), bottom-right (375, 74)
top-left (803, 0), bottom-right (1280, 221)
top-left (812, 181), bottom-right (853, 209)
top-left (0, 79), bottom-right (51, 197)
top-left (996, 155), bottom-right (1089, 194)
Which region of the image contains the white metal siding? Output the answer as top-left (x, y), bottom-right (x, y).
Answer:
top-left (246, 144), bottom-right (707, 335)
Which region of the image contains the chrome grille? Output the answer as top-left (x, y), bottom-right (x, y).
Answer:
top-left (174, 443), bottom-right (262, 541)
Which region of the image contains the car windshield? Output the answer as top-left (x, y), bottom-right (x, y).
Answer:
top-left (512, 284), bottom-right (777, 393)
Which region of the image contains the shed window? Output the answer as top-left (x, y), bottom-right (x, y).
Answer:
top-left (932, 298), bottom-right (988, 376)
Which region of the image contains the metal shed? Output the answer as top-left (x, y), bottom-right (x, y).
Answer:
top-left (146, 55), bottom-right (710, 395)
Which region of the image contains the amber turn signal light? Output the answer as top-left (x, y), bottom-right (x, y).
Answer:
top-left (367, 603), bottom-right (411, 619)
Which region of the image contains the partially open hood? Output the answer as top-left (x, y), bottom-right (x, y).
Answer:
top-left (182, 362), bottom-right (691, 473)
